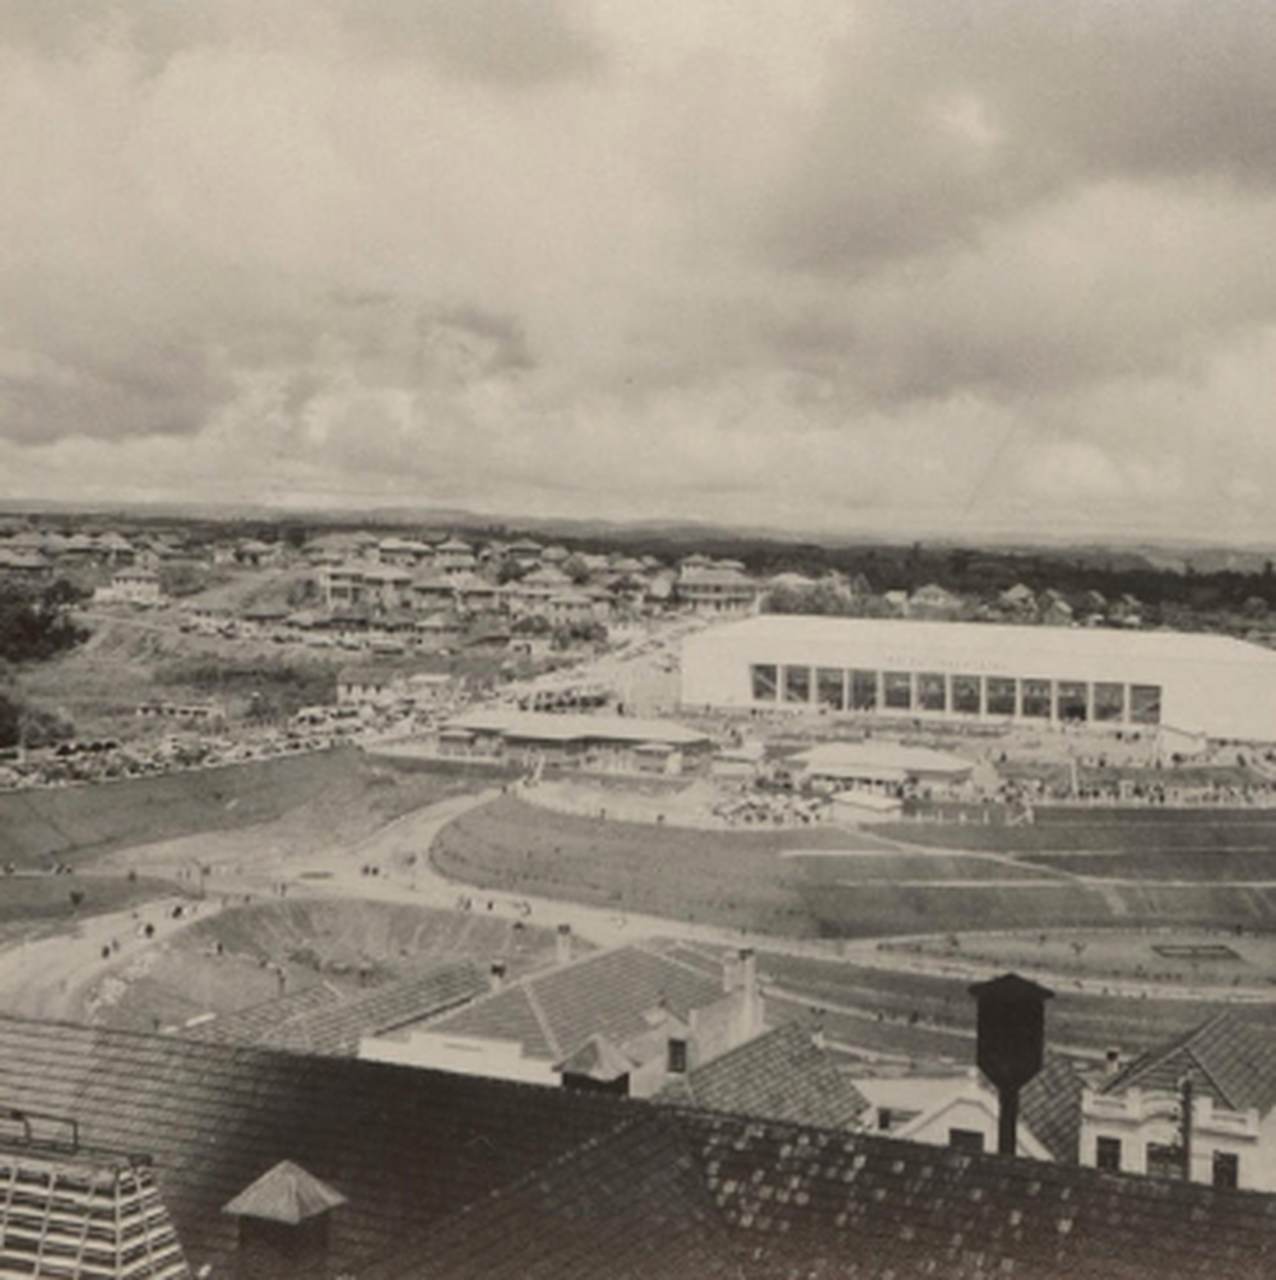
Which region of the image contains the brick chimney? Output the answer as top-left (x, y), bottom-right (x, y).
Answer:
top-left (223, 1160), bottom-right (345, 1280)
top-left (556, 923), bottom-right (573, 966)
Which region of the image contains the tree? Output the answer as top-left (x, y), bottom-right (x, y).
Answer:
top-left (562, 553), bottom-right (591, 585)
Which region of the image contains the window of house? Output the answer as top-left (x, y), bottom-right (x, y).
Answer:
top-left (817, 667), bottom-right (846, 711)
top-left (1021, 678), bottom-right (1051, 718)
top-left (883, 671), bottom-right (912, 710)
top-left (877, 1107), bottom-right (893, 1131)
top-left (850, 670), bottom-right (879, 711)
top-left (1056, 681), bottom-right (1088, 722)
top-left (1093, 682), bottom-right (1125, 722)
top-left (1213, 1151), bottom-right (1239, 1190)
top-left (1131, 684), bottom-right (1162, 725)
top-left (917, 673), bottom-right (947, 712)
top-left (750, 664), bottom-right (778, 701)
top-left (666, 1038), bottom-right (688, 1074)
top-left (1096, 1136), bottom-right (1122, 1172)
top-left (948, 1128), bottom-right (985, 1153)
top-left (951, 675), bottom-right (981, 714)
top-left (1146, 1142), bottom-right (1182, 1180)
top-left (986, 677), bottom-right (1017, 717)
top-left (783, 665), bottom-right (811, 704)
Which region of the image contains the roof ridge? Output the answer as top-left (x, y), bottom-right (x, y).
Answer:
top-left (522, 983), bottom-right (562, 1061)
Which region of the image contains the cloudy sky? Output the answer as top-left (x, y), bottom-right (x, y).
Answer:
top-left (2, 1), bottom-right (1276, 541)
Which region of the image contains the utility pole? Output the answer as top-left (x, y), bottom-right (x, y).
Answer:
top-left (1180, 1075), bottom-right (1194, 1183)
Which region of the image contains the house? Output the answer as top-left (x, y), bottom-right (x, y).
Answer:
top-left (95, 566), bottom-right (163, 606)
top-left (658, 1019), bottom-right (868, 1130)
top-left (675, 565), bottom-right (760, 616)
top-left (361, 942), bottom-right (765, 1099)
top-left (3, 1013), bottom-right (1276, 1280)
top-left (0, 549), bottom-right (52, 582)
top-left (377, 537), bottom-right (434, 568)
top-left (319, 561), bottom-right (369, 609)
top-left (1082, 1011), bottom-right (1276, 1190)
top-left (410, 569), bottom-right (459, 612)
top-left (361, 564), bottom-right (414, 612)
top-left (999, 582), bottom-right (1039, 618)
top-left (434, 537), bottom-right (477, 576)
top-left (908, 582), bottom-right (964, 618)
top-left (856, 1055), bottom-right (1083, 1162)
top-left (235, 539), bottom-right (280, 568)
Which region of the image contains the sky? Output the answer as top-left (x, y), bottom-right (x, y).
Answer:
top-left (2, 1), bottom-right (1276, 542)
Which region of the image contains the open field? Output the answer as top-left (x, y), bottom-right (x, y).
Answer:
top-left (431, 796), bottom-right (1276, 939)
top-left (0, 748), bottom-right (512, 867)
top-left (881, 808), bottom-right (1276, 855)
top-left (90, 899), bottom-right (559, 1033)
top-left (0, 873), bottom-right (181, 934)
top-left (431, 795), bottom-right (880, 936)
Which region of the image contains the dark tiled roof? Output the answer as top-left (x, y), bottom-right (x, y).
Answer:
top-left (430, 946), bottom-right (722, 1063)
top-left (261, 963), bottom-right (485, 1056)
top-left (683, 1112), bottom-right (1276, 1279)
top-left (1105, 1012), bottom-right (1276, 1114)
top-left (184, 983), bottom-right (343, 1046)
top-left (366, 1114), bottom-right (741, 1280)
top-left (0, 1015), bottom-right (634, 1278)
top-left (659, 1022), bottom-right (867, 1131)
top-left (1020, 1054), bottom-right (1085, 1163)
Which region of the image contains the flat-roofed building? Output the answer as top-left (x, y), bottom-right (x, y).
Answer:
top-left (680, 615), bottom-right (1276, 742)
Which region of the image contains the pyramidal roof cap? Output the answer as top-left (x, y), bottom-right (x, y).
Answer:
top-left (222, 1158), bottom-right (347, 1224)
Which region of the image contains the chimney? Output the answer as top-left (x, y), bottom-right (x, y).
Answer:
top-left (968, 972), bottom-right (1054, 1157)
top-left (223, 1160), bottom-right (345, 1280)
top-left (490, 959), bottom-right (507, 992)
top-left (811, 1014), bottom-right (827, 1052)
top-left (1105, 1047), bottom-right (1122, 1077)
top-left (722, 950), bottom-right (740, 994)
top-left (736, 948), bottom-right (761, 1038)
top-left (556, 923), bottom-right (572, 966)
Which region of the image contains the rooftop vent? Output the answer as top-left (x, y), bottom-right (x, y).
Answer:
top-left (223, 1160), bottom-right (346, 1279)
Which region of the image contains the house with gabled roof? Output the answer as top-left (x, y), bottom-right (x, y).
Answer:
top-left (360, 941), bottom-right (764, 1099)
top-left (5, 1011), bottom-right (1276, 1279)
top-left (1083, 1011), bottom-right (1276, 1189)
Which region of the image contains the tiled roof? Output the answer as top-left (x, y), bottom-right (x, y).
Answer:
top-left (365, 1114), bottom-right (741, 1280)
top-left (683, 1112), bottom-right (1276, 1279)
top-left (428, 946), bottom-right (722, 1062)
top-left (1020, 1054), bottom-right (1085, 1162)
top-left (5, 1016), bottom-right (1276, 1279)
top-left (659, 1022), bottom-right (867, 1130)
top-left (0, 1015), bottom-right (636, 1278)
top-left (263, 963), bottom-right (485, 1056)
top-left (183, 982), bottom-right (342, 1046)
top-left (1105, 1012), bottom-right (1276, 1114)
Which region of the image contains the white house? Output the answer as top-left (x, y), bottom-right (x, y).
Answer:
top-left (1081, 1012), bottom-right (1276, 1190)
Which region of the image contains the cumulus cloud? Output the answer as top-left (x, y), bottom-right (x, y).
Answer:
top-left (2, 0), bottom-right (1276, 539)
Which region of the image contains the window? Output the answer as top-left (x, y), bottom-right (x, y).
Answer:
top-left (948, 1128), bottom-right (985, 1153)
top-left (850, 669), bottom-right (879, 711)
top-left (883, 671), bottom-right (912, 711)
top-left (666, 1038), bottom-right (688, 1074)
top-left (1213, 1151), bottom-right (1239, 1190)
top-left (817, 667), bottom-right (846, 711)
top-left (917, 673), bottom-right (947, 712)
top-left (1146, 1142), bottom-right (1182, 1180)
top-left (1021, 678), bottom-right (1051, 718)
top-left (951, 675), bottom-right (981, 715)
top-left (1131, 684), bottom-right (1162, 725)
top-left (750, 664), bottom-right (778, 701)
top-left (986, 677), bottom-right (1017, 717)
top-left (1096, 1136), bottom-right (1122, 1172)
top-left (1093, 682), bottom-right (1125, 722)
top-left (783, 665), bottom-right (811, 704)
top-left (1056, 680), bottom-right (1088, 722)
top-left (877, 1107), bottom-right (893, 1131)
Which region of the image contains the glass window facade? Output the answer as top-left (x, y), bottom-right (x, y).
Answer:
top-left (917, 673), bottom-right (947, 712)
top-left (1094, 682), bottom-right (1125, 722)
top-left (1057, 680), bottom-right (1088, 722)
top-left (783, 665), bottom-right (811, 704)
top-left (850, 669), bottom-right (879, 711)
top-left (986, 677), bottom-right (1017, 716)
top-left (883, 671), bottom-right (912, 710)
top-left (1131, 684), bottom-right (1162, 725)
top-left (951, 675), bottom-right (981, 714)
top-left (750, 664), bottom-right (778, 701)
top-left (817, 667), bottom-right (846, 711)
top-left (1021, 678), bottom-right (1051, 718)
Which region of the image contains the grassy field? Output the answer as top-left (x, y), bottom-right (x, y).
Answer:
top-left (0, 873), bottom-right (182, 933)
top-left (432, 796), bottom-right (1276, 939)
top-left (0, 749), bottom-right (512, 867)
